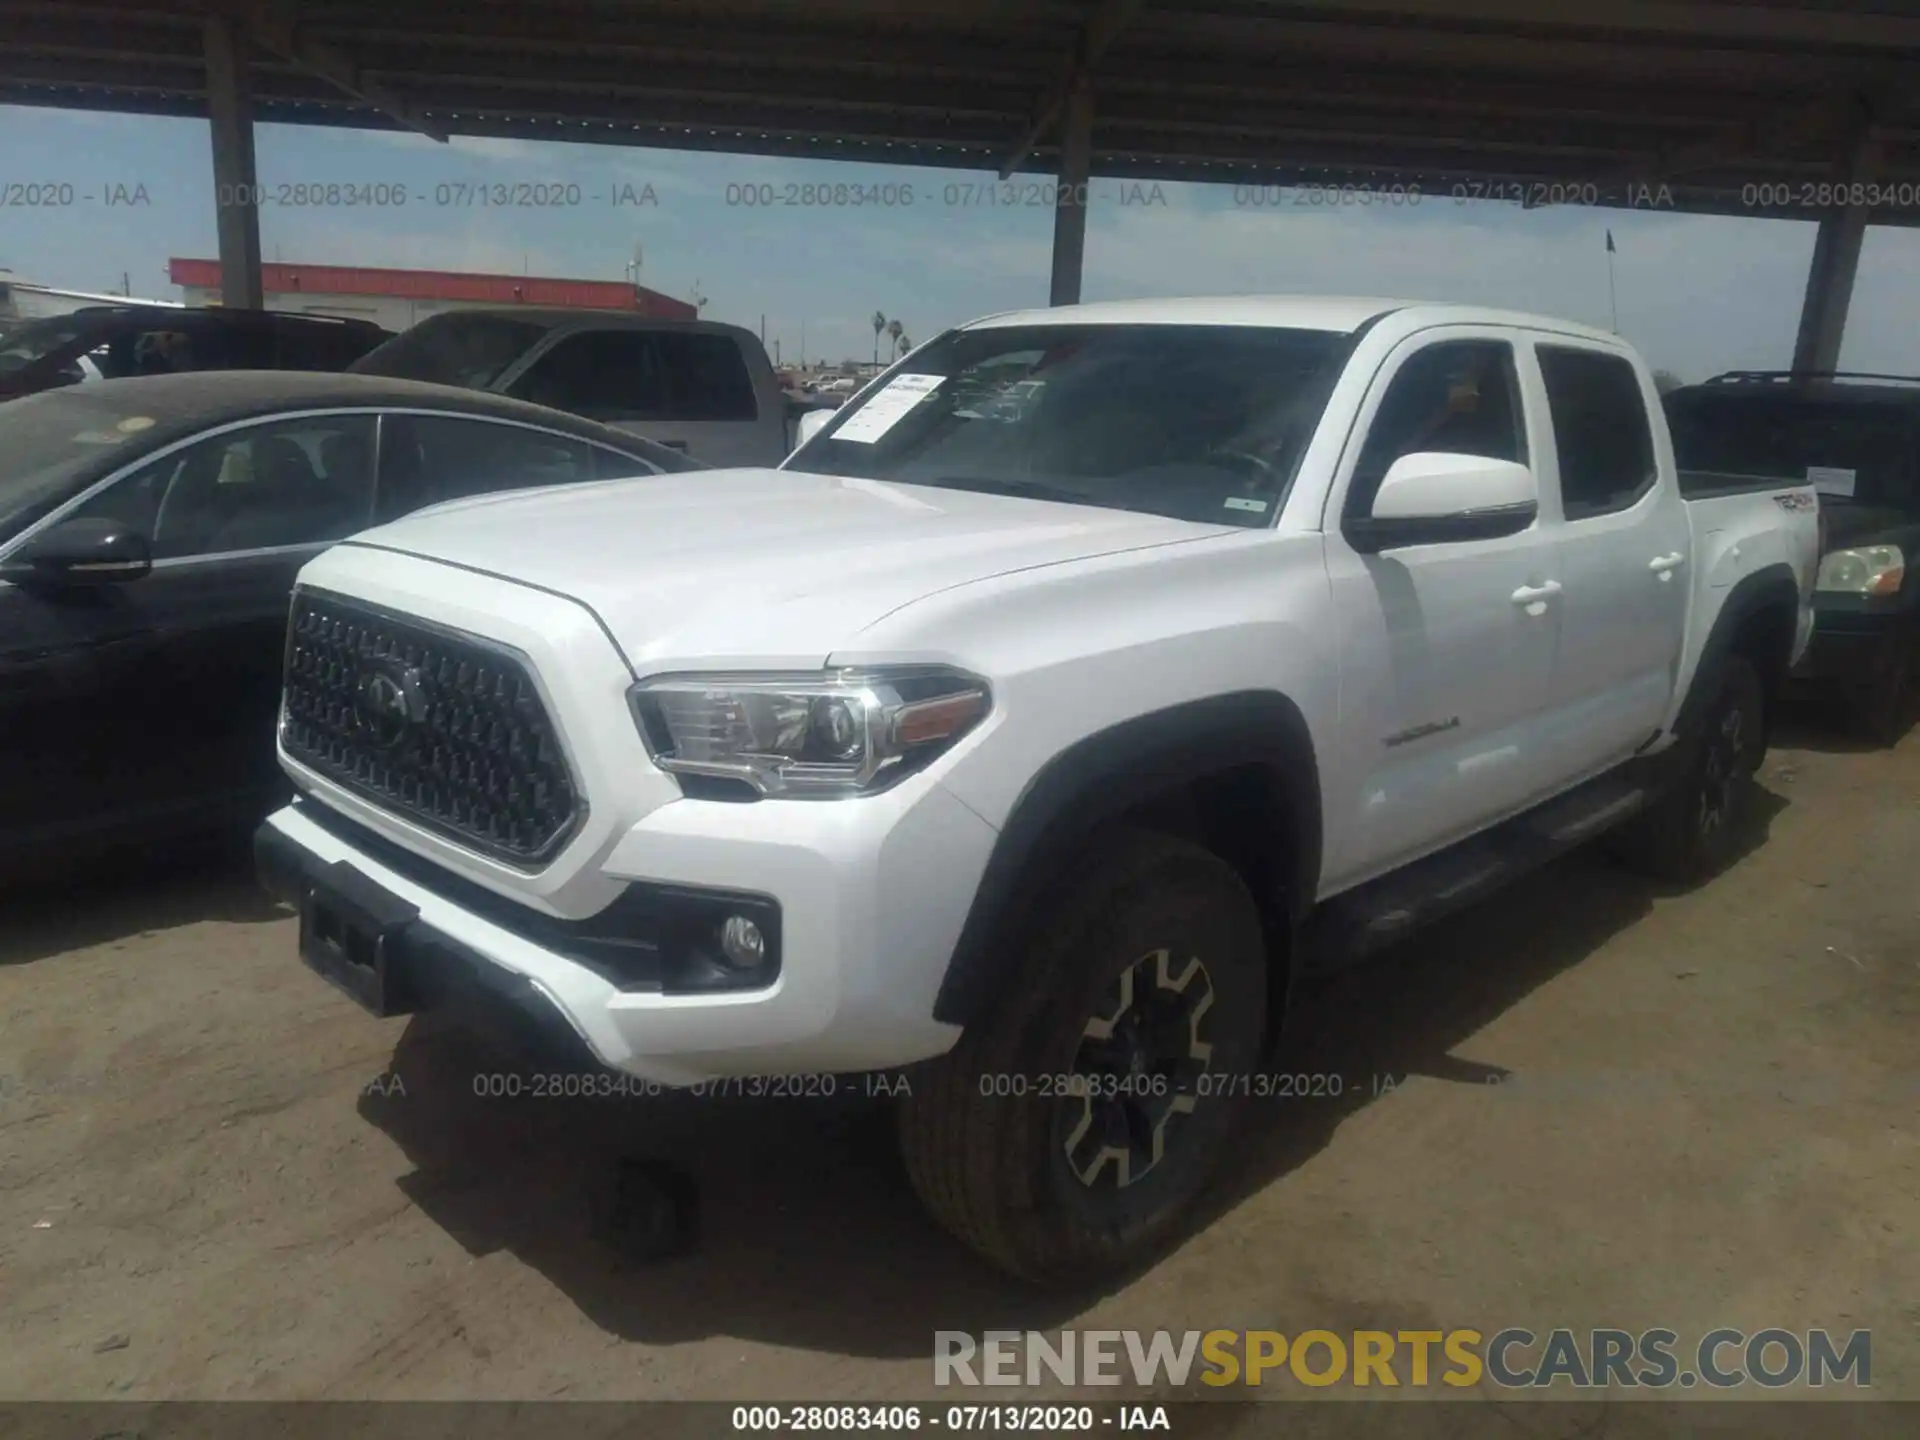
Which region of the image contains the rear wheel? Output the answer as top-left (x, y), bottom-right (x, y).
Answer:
top-left (898, 827), bottom-right (1269, 1285)
top-left (1607, 656), bottom-right (1764, 883)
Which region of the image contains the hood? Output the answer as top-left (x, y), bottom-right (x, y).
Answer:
top-left (347, 467), bottom-right (1233, 668)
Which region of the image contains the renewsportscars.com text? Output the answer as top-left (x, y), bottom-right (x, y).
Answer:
top-left (933, 1327), bottom-right (1870, 1390)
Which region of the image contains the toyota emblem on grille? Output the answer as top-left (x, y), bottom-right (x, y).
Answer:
top-left (356, 665), bottom-right (423, 749)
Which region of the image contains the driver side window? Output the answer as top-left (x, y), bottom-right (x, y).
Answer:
top-left (63, 415), bottom-right (378, 559)
top-left (1347, 340), bottom-right (1526, 517)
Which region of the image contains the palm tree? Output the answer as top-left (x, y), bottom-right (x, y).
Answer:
top-left (886, 318), bottom-right (903, 361)
top-left (896, 332), bottom-right (911, 358)
top-left (871, 311), bottom-right (887, 366)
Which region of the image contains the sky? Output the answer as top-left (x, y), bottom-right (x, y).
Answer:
top-left (3, 103), bottom-right (1918, 382)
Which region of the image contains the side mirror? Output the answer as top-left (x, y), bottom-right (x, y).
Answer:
top-left (1346, 452), bottom-right (1538, 554)
top-left (791, 407), bottom-right (834, 453)
top-left (0, 517), bottom-right (152, 587)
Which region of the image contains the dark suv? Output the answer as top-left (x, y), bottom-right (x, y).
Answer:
top-left (0, 305), bottom-right (391, 402)
top-left (1667, 371), bottom-right (1919, 743)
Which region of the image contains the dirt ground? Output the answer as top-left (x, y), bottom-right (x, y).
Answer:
top-left (3, 713), bottom-right (1916, 1414)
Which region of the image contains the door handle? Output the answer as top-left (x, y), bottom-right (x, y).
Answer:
top-left (1649, 552), bottom-right (1686, 575)
top-left (1511, 581), bottom-right (1562, 613)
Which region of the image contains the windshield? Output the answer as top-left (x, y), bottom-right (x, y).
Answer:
top-left (1667, 391), bottom-right (1917, 512)
top-left (0, 387), bottom-right (164, 542)
top-left (784, 323), bottom-right (1352, 527)
top-left (349, 312), bottom-right (549, 388)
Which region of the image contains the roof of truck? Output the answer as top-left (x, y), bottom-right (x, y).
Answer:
top-left (410, 306), bottom-right (762, 340)
top-left (964, 295), bottom-right (1623, 345)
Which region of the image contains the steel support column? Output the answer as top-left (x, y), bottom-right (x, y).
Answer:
top-left (1791, 210), bottom-right (1866, 374)
top-left (1791, 112), bottom-right (1882, 374)
top-left (1048, 77), bottom-right (1094, 307)
top-left (205, 14), bottom-right (263, 309)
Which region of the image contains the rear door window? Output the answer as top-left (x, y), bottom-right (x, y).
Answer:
top-left (193, 319), bottom-right (277, 371)
top-left (350, 314), bottom-right (548, 388)
top-left (80, 322), bottom-right (246, 378)
top-left (63, 414), bottom-right (378, 557)
top-left (510, 330), bottom-right (759, 422)
top-left (590, 444), bottom-right (665, 480)
top-left (653, 332), bottom-right (758, 421)
top-left (275, 319), bottom-right (381, 371)
top-left (376, 414), bottom-right (595, 520)
top-left (1537, 346), bottom-right (1659, 520)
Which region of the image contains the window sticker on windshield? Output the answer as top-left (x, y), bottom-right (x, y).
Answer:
top-left (71, 430), bottom-right (129, 445)
top-left (1807, 466), bottom-right (1856, 498)
top-left (831, 373), bottom-right (945, 444)
top-left (1224, 496), bottom-right (1269, 514)
top-left (116, 416), bottom-right (155, 433)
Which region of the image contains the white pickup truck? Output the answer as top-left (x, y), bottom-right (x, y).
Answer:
top-left (257, 297), bottom-right (1820, 1284)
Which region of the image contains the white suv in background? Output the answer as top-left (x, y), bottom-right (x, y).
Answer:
top-left (260, 296), bottom-right (1818, 1283)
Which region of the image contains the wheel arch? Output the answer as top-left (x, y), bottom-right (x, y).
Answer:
top-left (1674, 564), bottom-right (1801, 751)
top-left (931, 690), bottom-right (1322, 1031)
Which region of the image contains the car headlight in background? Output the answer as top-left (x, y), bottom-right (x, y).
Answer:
top-left (1815, 544), bottom-right (1906, 596)
top-left (629, 668), bottom-right (990, 797)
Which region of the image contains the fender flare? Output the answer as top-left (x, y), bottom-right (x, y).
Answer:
top-left (1673, 563), bottom-right (1801, 745)
top-left (931, 691), bottom-right (1322, 1027)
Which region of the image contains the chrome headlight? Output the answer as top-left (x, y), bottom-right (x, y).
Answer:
top-left (1815, 544), bottom-right (1905, 596)
top-left (629, 668), bottom-right (990, 797)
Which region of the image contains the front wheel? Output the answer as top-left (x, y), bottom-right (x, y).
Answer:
top-left (1607, 656), bottom-right (1765, 883)
top-left (898, 827), bottom-right (1269, 1285)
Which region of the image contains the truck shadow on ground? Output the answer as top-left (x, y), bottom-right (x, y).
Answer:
top-left (355, 786), bottom-right (1788, 1360)
top-left (0, 830), bottom-right (284, 968)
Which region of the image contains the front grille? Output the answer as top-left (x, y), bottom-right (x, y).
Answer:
top-left (280, 589), bottom-right (584, 867)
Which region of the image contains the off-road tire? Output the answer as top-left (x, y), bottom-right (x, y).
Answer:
top-left (898, 826), bottom-right (1268, 1285)
top-left (1607, 656), bottom-right (1765, 883)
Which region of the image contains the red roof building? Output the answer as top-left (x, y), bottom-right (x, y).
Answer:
top-left (168, 258), bottom-right (697, 328)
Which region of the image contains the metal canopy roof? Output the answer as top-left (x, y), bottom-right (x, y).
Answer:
top-left (5, 0), bottom-right (1920, 223)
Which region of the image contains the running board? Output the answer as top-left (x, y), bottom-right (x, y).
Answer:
top-left (1298, 773), bottom-right (1652, 977)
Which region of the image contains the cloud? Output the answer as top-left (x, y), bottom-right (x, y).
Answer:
top-left (1062, 192), bottom-right (1821, 381)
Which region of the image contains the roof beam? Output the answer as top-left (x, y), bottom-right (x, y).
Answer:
top-left (244, 1), bottom-right (447, 141)
top-left (1130, 10), bottom-right (1920, 90)
top-left (1227, 0), bottom-right (1920, 52)
top-left (999, 0), bottom-right (1143, 179)
top-left (1532, 93), bottom-right (1879, 205)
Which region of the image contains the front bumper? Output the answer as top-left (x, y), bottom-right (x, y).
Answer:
top-left (257, 816), bottom-right (609, 1074)
top-left (262, 544), bottom-right (997, 1087)
top-left (1790, 608), bottom-right (1911, 691)
top-left (258, 773), bottom-right (993, 1087)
